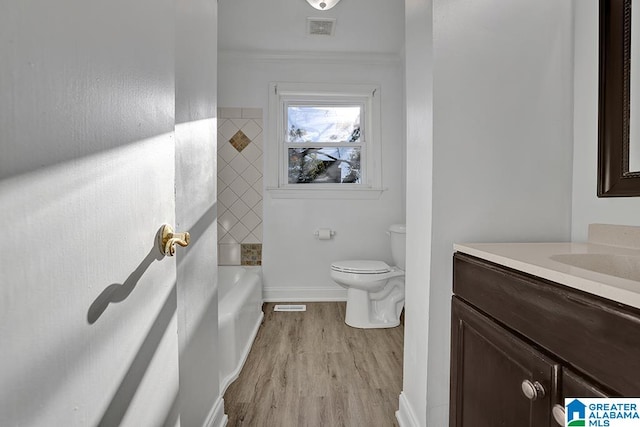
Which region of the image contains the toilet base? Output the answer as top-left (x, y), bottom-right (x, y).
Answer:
top-left (344, 287), bottom-right (403, 329)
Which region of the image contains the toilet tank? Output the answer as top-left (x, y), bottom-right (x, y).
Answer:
top-left (389, 224), bottom-right (406, 270)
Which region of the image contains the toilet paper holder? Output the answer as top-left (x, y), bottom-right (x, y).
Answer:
top-left (314, 228), bottom-right (336, 239)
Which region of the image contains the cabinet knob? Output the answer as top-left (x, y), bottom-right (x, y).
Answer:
top-left (521, 379), bottom-right (546, 401)
top-left (552, 404), bottom-right (566, 425)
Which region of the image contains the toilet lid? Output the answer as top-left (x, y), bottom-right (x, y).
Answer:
top-left (331, 260), bottom-right (391, 274)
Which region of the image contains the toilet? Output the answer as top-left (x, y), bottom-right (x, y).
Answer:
top-left (330, 224), bottom-right (406, 329)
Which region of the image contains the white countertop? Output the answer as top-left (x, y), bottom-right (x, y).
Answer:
top-left (454, 242), bottom-right (640, 310)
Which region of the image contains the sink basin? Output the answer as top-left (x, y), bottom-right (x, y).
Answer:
top-left (550, 253), bottom-right (640, 282)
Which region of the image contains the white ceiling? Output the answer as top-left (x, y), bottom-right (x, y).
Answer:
top-left (218, 0), bottom-right (405, 55)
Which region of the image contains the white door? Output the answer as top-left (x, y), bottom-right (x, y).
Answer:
top-left (0, 1), bottom-right (182, 425)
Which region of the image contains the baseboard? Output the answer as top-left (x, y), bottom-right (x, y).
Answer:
top-left (263, 287), bottom-right (347, 302)
top-left (396, 392), bottom-right (420, 427)
top-left (205, 396), bottom-right (228, 427)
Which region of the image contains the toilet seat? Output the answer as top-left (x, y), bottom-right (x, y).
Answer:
top-left (331, 260), bottom-right (391, 274)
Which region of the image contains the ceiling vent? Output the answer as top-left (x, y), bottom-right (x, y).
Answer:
top-left (307, 18), bottom-right (336, 36)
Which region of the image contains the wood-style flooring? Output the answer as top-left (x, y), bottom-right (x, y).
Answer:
top-left (224, 302), bottom-right (404, 427)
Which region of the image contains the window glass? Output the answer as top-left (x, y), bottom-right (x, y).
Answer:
top-left (288, 147), bottom-right (361, 184)
top-left (269, 82), bottom-right (381, 194)
top-left (287, 106), bottom-right (361, 143)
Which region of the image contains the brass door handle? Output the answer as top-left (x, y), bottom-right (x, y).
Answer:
top-left (159, 224), bottom-right (190, 256)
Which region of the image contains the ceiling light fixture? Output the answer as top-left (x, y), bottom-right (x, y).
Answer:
top-left (305, 0), bottom-right (341, 11)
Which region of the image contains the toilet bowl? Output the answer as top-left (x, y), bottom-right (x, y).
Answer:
top-left (330, 224), bottom-right (406, 329)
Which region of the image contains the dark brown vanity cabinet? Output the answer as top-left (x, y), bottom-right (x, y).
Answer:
top-left (451, 298), bottom-right (557, 426)
top-left (450, 253), bottom-right (640, 427)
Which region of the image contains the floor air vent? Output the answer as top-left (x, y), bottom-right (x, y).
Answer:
top-left (307, 18), bottom-right (336, 36)
top-left (274, 304), bottom-right (307, 312)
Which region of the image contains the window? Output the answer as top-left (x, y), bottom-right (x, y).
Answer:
top-left (267, 82), bottom-right (383, 199)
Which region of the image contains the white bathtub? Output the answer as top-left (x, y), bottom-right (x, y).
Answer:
top-left (218, 266), bottom-right (264, 394)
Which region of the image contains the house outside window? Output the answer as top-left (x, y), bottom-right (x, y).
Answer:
top-left (267, 82), bottom-right (383, 199)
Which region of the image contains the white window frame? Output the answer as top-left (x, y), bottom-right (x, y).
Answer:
top-left (267, 82), bottom-right (384, 199)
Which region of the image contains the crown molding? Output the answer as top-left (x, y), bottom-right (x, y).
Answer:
top-left (218, 49), bottom-right (402, 65)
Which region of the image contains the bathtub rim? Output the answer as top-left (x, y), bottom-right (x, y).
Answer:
top-left (217, 265), bottom-right (264, 395)
top-left (219, 309), bottom-right (263, 395)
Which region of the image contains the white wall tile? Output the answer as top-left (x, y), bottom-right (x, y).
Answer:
top-left (218, 243), bottom-right (241, 265)
top-left (218, 209), bottom-right (239, 232)
top-left (253, 177), bottom-right (263, 193)
top-left (219, 107), bottom-right (242, 119)
top-left (218, 187), bottom-right (239, 210)
top-left (229, 222), bottom-right (250, 242)
top-left (229, 154), bottom-right (250, 174)
top-left (253, 222), bottom-right (263, 240)
top-left (217, 132), bottom-right (226, 150)
top-left (241, 210), bottom-right (261, 231)
top-left (229, 175), bottom-right (250, 196)
top-left (242, 188), bottom-right (262, 209)
top-left (240, 120), bottom-right (261, 140)
top-left (251, 132), bottom-right (263, 152)
top-left (241, 108), bottom-right (262, 119)
top-left (242, 165), bottom-right (262, 185)
top-left (217, 155), bottom-right (228, 169)
top-left (242, 142), bottom-right (261, 165)
top-left (241, 233), bottom-right (261, 244)
top-left (217, 107), bottom-right (264, 248)
top-left (253, 200), bottom-right (263, 217)
top-left (217, 223), bottom-right (226, 238)
top-left (217, 180), bottom-right (229, 196)
top-left (219, 232), bottom-right (237, 244)
top-left (219, 119), bottom-right (240, 140)
top-left (218, 164), bottom-right (237, 186)
top-left (218, 142), bottom-right (238, 164)
top-left (229, 199), bottom-right (251, 219)
top-left (230, 118), bottom-right (249, 129)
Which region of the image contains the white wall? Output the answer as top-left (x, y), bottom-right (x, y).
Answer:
top-left (175, 1), bottom-right (224, 426)
top-left (218, 0), bottom-right (404, 55)
top-left (398, 0), bottom-right (433, 425)
top-left (430, 0), bottom-right (575, 423)
top-left (218, 54), bottom-right (406, 300)
top-left (572, 0), bottom-right (640, 241)
top-left (0, 1), bottom-right (180, 426)
top-left (0, 1), bottom-right (223, 426)
top-left (401, 0), bottom-right (575, 425)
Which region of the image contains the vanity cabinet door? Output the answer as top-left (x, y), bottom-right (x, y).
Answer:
top-left (450, 297), bottom-right (558, 427)
top-left (562, 369), bottom-right (610, 398)
top-left (551, 369), bottom-right (611, 426)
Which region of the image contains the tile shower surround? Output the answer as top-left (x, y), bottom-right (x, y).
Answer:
top-left (217, 108), bottom-right (263, 265)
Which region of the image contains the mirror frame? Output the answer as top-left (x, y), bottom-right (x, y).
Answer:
top-left (599, 0), bottom-right (640, 196)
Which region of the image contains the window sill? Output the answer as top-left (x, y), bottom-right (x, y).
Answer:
top-left (266, 187), bottom-right (386, 200)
